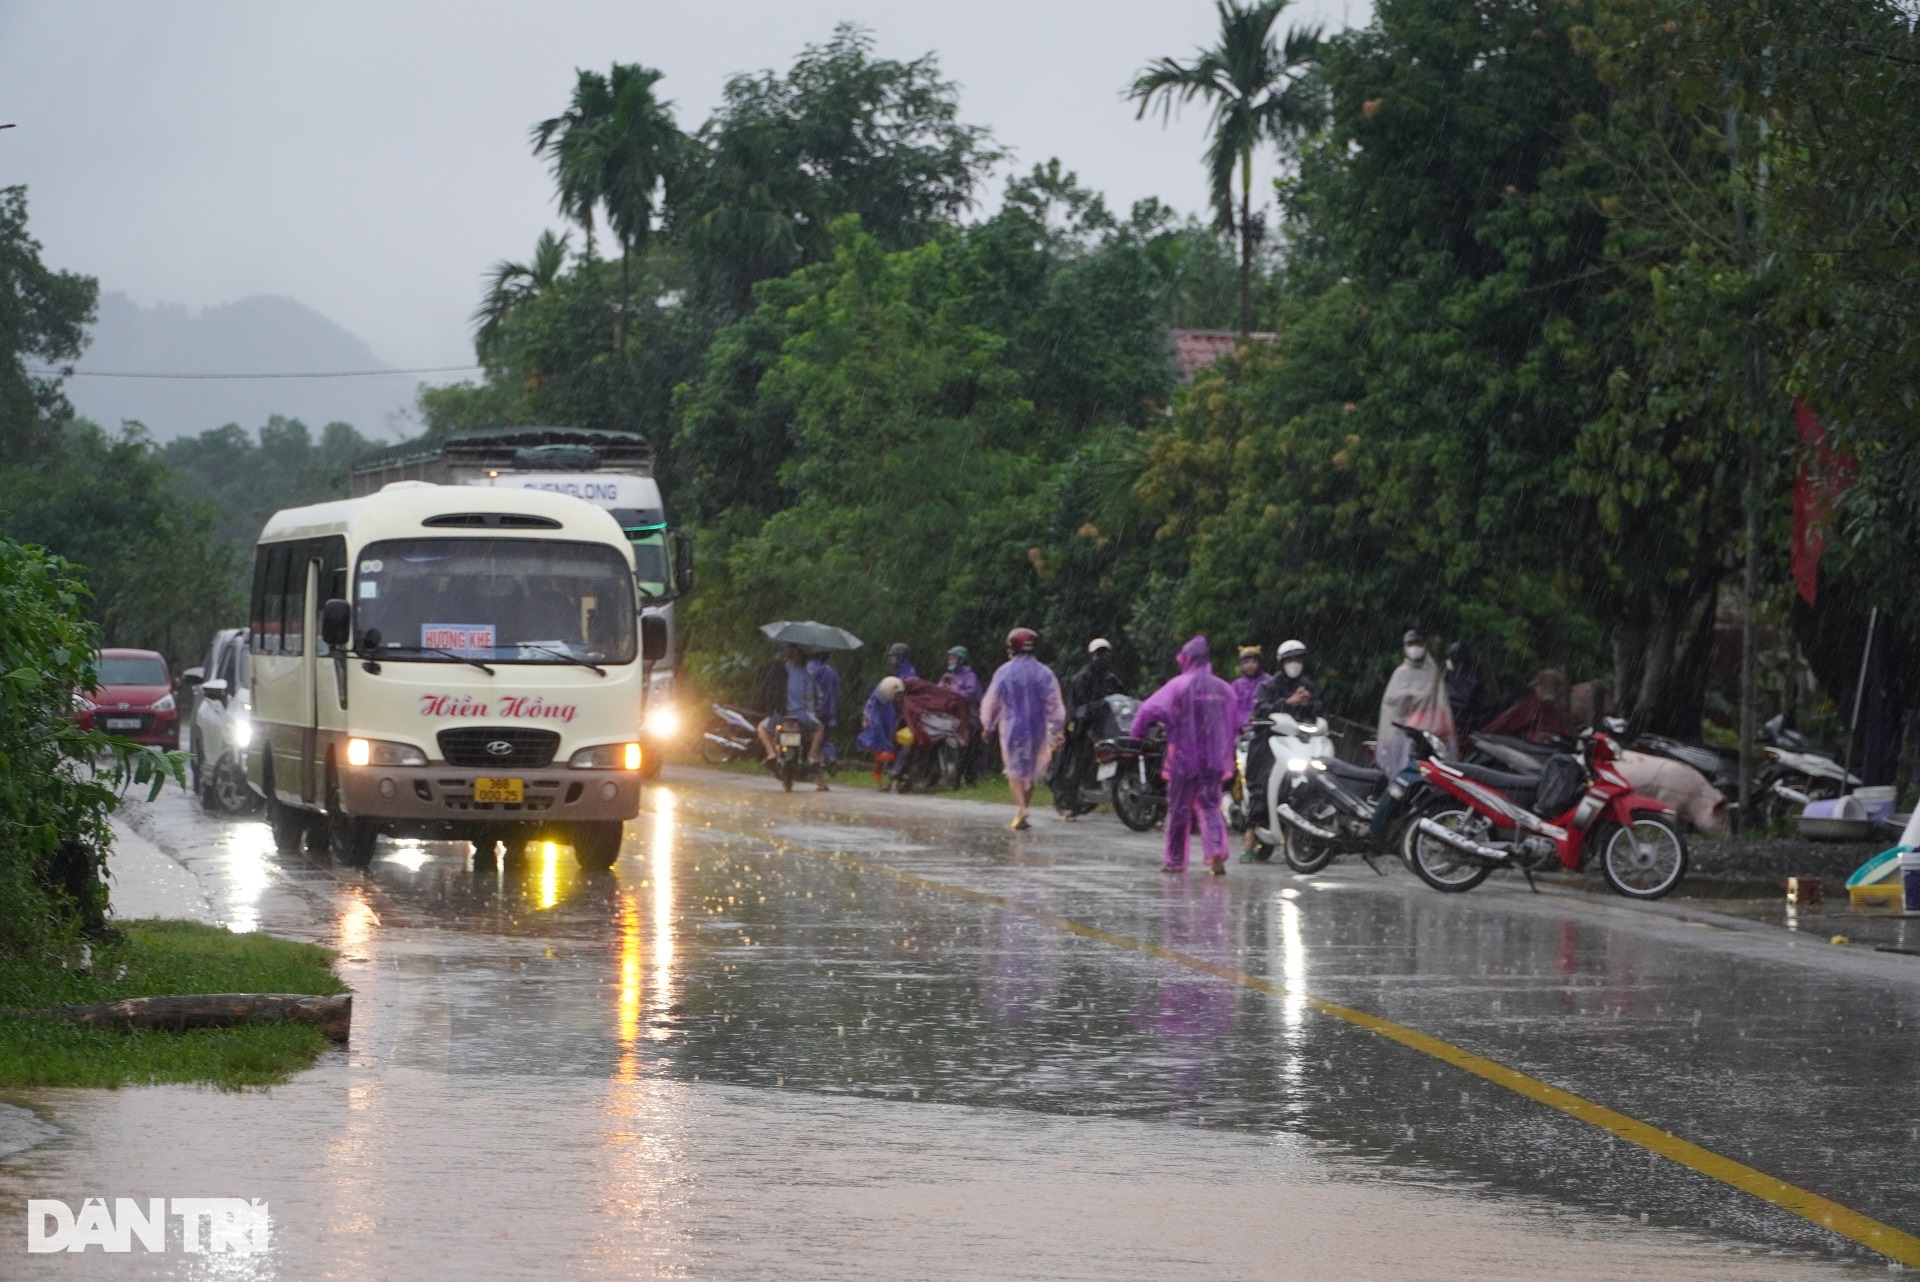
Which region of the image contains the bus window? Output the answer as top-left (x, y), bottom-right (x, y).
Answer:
top-left (283, 542), bottom-right (308, 658)
top-left (256, 543), bottom-right (289, 654)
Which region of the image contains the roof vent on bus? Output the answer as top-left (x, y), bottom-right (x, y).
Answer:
top-left (422, 512), bottom-right (564, 529)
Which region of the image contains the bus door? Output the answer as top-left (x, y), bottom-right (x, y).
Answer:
top-left (296, 556), bottom-right (320, 804)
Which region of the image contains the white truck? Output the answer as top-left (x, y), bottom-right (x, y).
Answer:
top-left (349, 427), bottom-right (691, 777)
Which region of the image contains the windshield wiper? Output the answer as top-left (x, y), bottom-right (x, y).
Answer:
top-left (518, 645), bottom-right (607, 677)
top-left (373, 645), bottom-right (496, 676)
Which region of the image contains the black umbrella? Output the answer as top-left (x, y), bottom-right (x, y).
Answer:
top-left (759, 620), bottom-right (864, 652)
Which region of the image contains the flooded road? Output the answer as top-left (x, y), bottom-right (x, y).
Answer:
top-left (3, 766), bottom-right (1913, 1279)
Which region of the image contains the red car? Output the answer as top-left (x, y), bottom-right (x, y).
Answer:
top-left (76, 648), bottom-right (179, 749)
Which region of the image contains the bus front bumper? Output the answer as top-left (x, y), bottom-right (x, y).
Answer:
top-left (337, 766), bottom-right (642, 824)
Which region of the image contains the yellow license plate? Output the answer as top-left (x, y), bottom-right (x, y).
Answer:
top-left (473, 777), bottom-right (524, 804)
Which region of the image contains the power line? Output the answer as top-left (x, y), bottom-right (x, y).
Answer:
top-left (25, 364), bottom-right (481, 380)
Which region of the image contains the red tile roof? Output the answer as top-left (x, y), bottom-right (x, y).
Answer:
top-left (1167, 328), bottom-right (1278, 382)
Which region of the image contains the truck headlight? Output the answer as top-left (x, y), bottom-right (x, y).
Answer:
top-left (643, 704), bottom-right (681, 737)
top-left (346, 738), bottom-right (427, 767)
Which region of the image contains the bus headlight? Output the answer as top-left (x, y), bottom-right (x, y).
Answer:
top-left (569, 742), bottom-right (643, 771)
top-left (643, 704), bottom-right (681, 738)
top-left (346, 738), bottom-right (427, 767)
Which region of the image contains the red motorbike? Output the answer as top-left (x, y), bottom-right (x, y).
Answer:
top-left (1398, 722), bottom-right (1688, 899)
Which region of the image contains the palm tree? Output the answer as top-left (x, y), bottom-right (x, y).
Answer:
top-left (1131, 0), bottom-right (1321, 333)
top-left (532, 64), bottom-right (682, 352)
top-left (471, 230), bottom-right (570, 363)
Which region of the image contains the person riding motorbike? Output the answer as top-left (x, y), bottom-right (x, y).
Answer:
top-left (1054, 638), bottom-right (1128, 818)
top-left (1241, 639), bottom-right (1323, 854)
top-left (755, 643), bottom-right (830, 791)
top-left (941, 646), bottom-right (984, 783)
top-left (887, 642), bottom-right (917, 681)
top-left (1230, 644), bottom-right (1266, 732)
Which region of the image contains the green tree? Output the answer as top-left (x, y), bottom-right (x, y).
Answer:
top-left (472, 230), bottom-right (570, 362)
top-left (0, 186), bottom-right (95, 456)
top-left (673, 25), bottom-right (1001, 310)
top-left (1131, 0), bottom-right (1322, 333)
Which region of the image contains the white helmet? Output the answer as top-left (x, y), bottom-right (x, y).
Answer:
top-left (1276, 639), bottom-right (1308, 662)
top-left (878, 676), bottom-right (905, 700)
top-left (1087, 637), bottom-right (1113, 655)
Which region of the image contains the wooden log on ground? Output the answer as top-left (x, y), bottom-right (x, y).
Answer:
top-left (0, 993), bottom-right (351, 1042)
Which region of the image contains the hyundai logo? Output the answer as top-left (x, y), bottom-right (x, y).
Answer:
top-left (485, 740), bottom-right (515, 757)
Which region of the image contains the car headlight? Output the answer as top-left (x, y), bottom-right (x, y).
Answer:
top-left (1286, 757), bottom-right (1310, 772)
top-left (229, 719), bottom-right (252, 748)
top-left (345, 738), bottom-right (427, 767)
top-left (74, 694), bottom-right (95, 712)
top-left (569, 742), bottom-right (643, 770)
top-left (153, 693), bottom-right (176, 713)
top-left (643, 704), bottom-right (681, 737)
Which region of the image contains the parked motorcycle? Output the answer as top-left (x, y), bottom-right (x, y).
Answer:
top-left (1097, 721), bottom-right (1168, 832)
top-left (1054, 694), bottom-right (1142, 817)
top-left (1755, 714), bottom-right (1859, 826)
top-left (701, 703), bottom-right (761, 765)
top-left (892, 711), bottom-right (968, 793)
top-left (1234, 712), bottom-right (1385, 874)
top-left (1402, 723), bottom-right (1688, 900)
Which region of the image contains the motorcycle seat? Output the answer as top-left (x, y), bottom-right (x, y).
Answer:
top-left (1326, 758), bottom-right (1385, 785)
top-left (1454, 762), bottom-right (1539, 799)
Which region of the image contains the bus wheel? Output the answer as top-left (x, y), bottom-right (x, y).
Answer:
top-left (570, 821), bottom-right (624, 871)
top-left (323, 775), bottom-right (379, 869)
top-left (266, 775), bottom-right (306, 859)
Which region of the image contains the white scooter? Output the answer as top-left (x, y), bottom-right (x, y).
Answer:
top-left (1235, 712), bottom-right (1337, 862)
top-left (1757, 714), bottom-right (1860, 826)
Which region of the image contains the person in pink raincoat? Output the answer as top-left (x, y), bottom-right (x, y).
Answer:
top-left (981, 627), bottom-right (1067, 831)
top-left (1131, 635), bottom-right (1238, 875)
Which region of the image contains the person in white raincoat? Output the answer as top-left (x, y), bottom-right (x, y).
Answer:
top-left (1374, 628), bottom-right (1458, 776)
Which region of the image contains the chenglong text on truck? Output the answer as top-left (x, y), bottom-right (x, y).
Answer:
top-left (247, 481), bottom-right (668, 870)
top-left (348, 427), bottom-right (692, 777)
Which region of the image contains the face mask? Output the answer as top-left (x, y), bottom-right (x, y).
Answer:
top-left (1405, 645), bottom-right (1427, 663)
top-left (1283, 661), bottom-right (1304, 679)
top-left (946, 658), bottom-right (959, 671)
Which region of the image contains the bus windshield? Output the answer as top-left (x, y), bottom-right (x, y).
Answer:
top-left (353, 537), bottom-right (636, 664)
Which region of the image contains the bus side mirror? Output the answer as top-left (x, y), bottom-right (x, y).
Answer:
top-left (320, 598), bottom-right (352, 649)
top-left (670, 530), bottom-right (694, 598)
top-left (641, 615), bottom-right (669, 664)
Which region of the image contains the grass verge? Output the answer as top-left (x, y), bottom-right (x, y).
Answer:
top-left (0, 920), bottom-right (347, 1090)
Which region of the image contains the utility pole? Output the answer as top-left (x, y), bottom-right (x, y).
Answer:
top-left (1728, 100), bottom-right (1765, 837)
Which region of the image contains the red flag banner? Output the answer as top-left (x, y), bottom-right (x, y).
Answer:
top-left (1790, 399), bottom-right (1854, 606)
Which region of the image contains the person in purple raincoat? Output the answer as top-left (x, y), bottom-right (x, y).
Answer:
top-left (981, 628), bottom-right (1066, 831)
top-left (1131, 635), bottom-right (1237, 875)
top-left (940, 646), bottom-right (986, 784)
top-left (1229, 644), bottom-right (1265, 732)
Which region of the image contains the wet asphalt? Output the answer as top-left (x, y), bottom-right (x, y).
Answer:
top-left (2, 765), bottom-right (1916, 1279)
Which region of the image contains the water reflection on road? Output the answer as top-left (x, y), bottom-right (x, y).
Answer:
top-left (0, 772), bottom-right (1905, 1278)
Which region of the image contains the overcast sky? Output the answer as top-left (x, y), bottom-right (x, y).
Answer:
top-left (0, 0), bottom-right (1365, 375)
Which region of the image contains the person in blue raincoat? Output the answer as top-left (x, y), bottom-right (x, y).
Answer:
top-left (856, 675), bottom-right (906, 789)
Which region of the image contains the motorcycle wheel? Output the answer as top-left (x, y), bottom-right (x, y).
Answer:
top-left (1282, 827), bottom-right (1337, 875)
top-left (1405, 804), bottom-right (1495, 893)
top-left (700, 725), bottom-right (740, 766)
top-left (780, 756), bottom-right (796, 793)
top-left (1111, 772), bottom-right (1164, 832)
top-left (938, 742), bottom-right (964, 791)
top-left (1597, 817), bottom-right (1688, 899)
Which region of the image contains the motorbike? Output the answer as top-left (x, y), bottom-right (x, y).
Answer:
top-left (1401, 723), bottom-right (1689, 900)
top-left (1755, 714), bottom-right (1859, 826)
top-left (1096, 721), bottom-right (1168, 832)
top-left (771, 716), bottom-right (818, 793)
top-left (892, 711), bottom-right (968, 793)
top-left (1053, 694), bottom-right (1142, 817)
top-left (701, 703), bottom-right (761, 765)
top-left (1234, 713), bottom-right (1391, 875)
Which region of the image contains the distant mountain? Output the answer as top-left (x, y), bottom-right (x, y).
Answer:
top-left (66, 292), bottom-right (425, 442)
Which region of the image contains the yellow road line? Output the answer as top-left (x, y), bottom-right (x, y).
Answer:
top-left (786, 843), bottom-right (1920, 1267)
